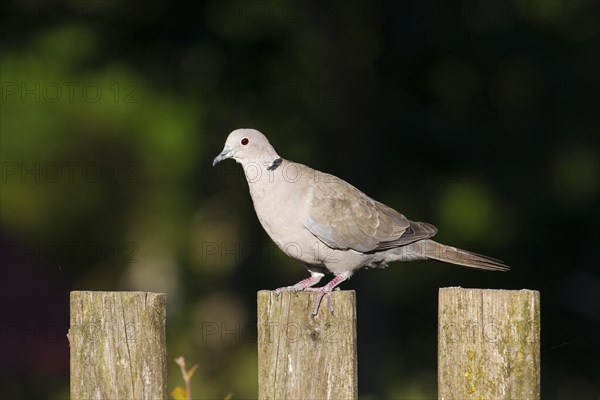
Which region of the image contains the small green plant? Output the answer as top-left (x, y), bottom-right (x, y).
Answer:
top-left (171, 356), bottom-right (233, 400)
top-left (171, 356), bottom-right (199, 400)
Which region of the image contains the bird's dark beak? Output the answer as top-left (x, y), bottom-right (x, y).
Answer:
top-left (213, 148), bottom-right (232, 166)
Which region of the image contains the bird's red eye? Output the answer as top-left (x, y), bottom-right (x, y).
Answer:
top-left (241, 138), bottom-right (249, 145)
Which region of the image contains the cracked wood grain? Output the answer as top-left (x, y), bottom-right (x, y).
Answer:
top-left (257, 290), bottom-right (357, 400)
top-left (68, 291), bottom-right (167, 400)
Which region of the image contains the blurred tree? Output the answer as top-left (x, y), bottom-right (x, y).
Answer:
top-left (1, 0), bottom-right (598, 399)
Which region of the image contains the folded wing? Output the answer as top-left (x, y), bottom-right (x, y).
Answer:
top-left (303, 173), bottom-right (437, 253)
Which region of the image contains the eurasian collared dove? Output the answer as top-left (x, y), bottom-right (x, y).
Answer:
top-left (213, 129), bottom-right (509, 315)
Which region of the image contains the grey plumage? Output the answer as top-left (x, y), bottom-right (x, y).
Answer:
top-left (213, 128), bottom-right (508, 315)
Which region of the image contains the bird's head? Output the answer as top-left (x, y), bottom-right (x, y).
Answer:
top-left (213, 128), bottom-right (280, 167)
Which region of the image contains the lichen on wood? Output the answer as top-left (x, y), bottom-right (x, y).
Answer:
top-left (438, 287), bottom-right (540, 400)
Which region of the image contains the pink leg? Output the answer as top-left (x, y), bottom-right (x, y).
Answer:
top-left (275, 272), bottom-right (324, 295)
top-left (305, 273), bottom-right (348, 316)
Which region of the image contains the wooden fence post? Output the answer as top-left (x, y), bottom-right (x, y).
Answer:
top-left (438, 287), bottom-right (540, 400)
top-left (257, 290), bottom-right (358, 400)
top-left (68, 291), bottom-right (167, 400)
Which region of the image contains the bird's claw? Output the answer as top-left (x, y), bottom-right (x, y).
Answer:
top-left (276, 273), bottom-right (345, 316)
top-left (274, 285), bottom-right (302, 300)
top-left (310, 288), bottom-right (335, 316)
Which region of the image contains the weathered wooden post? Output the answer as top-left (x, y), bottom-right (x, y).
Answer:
top-left (68, 291), bottom-right (167, 400)
top-left (257, 290), bottom-right (358, 400)
top-left (438, 287), bottom-right (540, 399)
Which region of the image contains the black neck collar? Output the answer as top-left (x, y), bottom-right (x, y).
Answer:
top-left (267, 157), bottom-right (283, 171)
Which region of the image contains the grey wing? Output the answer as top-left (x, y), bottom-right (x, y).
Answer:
top-left (303, 174), bottom-right (437, 253)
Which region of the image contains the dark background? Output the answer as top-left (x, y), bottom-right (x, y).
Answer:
top-left (1, 0), bottom-right (599, 399)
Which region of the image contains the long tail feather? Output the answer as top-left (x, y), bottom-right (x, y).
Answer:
top-left (423, 240), bottom-right (509, 271)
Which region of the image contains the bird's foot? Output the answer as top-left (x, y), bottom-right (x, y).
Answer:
top-left (274, 285), bottom-right (300, 296)
top-left (305, 274), bottom-right (348, 316)
top-left (304, 287), bottom-right (335, 316)
top-left (274, 273), bottom-right (324, 297)
top-left (275, 283), bottom-right (334, 315)
top-left (274, 273), bottom-right (348, 316)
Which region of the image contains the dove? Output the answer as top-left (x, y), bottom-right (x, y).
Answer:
top-left (213, 129), bottom-right (508, 315)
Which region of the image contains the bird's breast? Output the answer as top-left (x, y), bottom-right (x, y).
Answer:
top-left (247, 175), bottom-right (322, 265)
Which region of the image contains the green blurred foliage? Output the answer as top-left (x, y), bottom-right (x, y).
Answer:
top-left (1, 0), bottom-right (599, 399)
